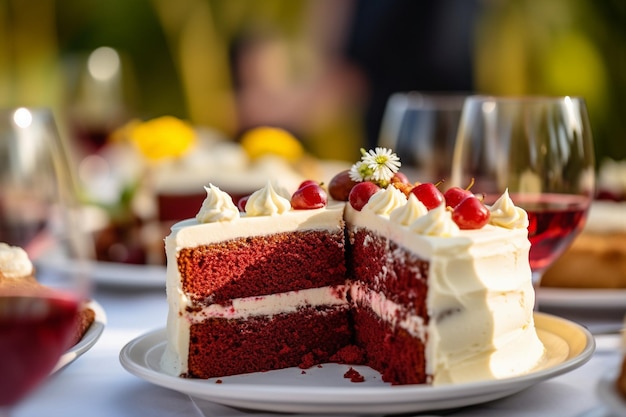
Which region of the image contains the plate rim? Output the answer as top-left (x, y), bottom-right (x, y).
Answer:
top-left (52, 299), bottom-right (107, 373)
top-left (119, 312), bottom-right (595, 414)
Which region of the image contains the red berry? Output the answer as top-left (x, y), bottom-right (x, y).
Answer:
top-left (291, 183), bottom-right (328, 209)
top-left (451, 196), bottom-right (490, 229)
top-left (328, 170), bottom-right (358, 201)
top-left (348, 182), bottom-right (380, 211)
top-left (298, 179), bottom-right (319, 190)
top-left (391, 172), bottom-right (410, 185)
top-left (444, 187), bottom-right (473, 209)
top-left (237, 195), bottom-right (250, 212)
top-left (410, 183), bottom-right (444, 210)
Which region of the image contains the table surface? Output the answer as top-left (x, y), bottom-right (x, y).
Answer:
top-left (12, 283), bottom-right (626, 417)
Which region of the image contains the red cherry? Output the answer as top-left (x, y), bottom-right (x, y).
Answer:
top-left (298, 179), bottom-right (320, 190)
top-left (348, 182), bottom-right (380, 211)
top-left (237, 195), bottom-right (250, 212)
top-left (451, 196), bottom-right (490, 229)
top-left (328, 170), bottom-right (358, 201)
top-left (391, 172), bottom-right (410, 185)
top-left (410, 183), bottom-right (444, 210)
top-left (444, 187), bottom-right (473, 209)
top-left (291, 183), bottom-right (328, 210)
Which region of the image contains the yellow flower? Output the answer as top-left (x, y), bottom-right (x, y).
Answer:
top-left (240, 127), bottom-right (304, 162)
top-left (129, 116), bottom-right (196, 161)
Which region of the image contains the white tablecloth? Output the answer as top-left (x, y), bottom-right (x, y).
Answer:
top-left (12, 285), bottom-right (626, 417)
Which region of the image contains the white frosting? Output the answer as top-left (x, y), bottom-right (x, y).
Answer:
top-left (489, 189), bottom-right (529, 229)
top-left (163, 186), bottom-right (544, 385)
top-left (390, 193), bottom-right (428, 226)
top-left (0, 243), bottom-right (33, 279)
top-left (584, 201), bottom-right (626, 233)
top-left (409, 203), bottom-right (460, 237)
top-left (245, 181), bottom-right (292, 216)
top-left (195, 184), bottom-right (239, 223)
top-left (363, 186), bottom-right (407, 216)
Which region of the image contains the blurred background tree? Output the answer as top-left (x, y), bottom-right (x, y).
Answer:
top-left (0, 0), bottom-right (624, 164)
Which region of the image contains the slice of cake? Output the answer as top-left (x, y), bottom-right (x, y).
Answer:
top-left (161, 147), bottom-right (545, 385)
top-left (161, 183), bottom-right (350, 378)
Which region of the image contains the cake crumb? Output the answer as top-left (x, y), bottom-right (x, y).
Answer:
top-left (215, 379), bottom-right (223, 384)
top-left (344, 367), bottom-right (365, 383)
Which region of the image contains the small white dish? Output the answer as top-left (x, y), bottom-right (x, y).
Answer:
top-left (52, 299), bottom-right (107, 373)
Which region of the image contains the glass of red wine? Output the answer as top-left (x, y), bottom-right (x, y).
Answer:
top-left (0, 108), bottom-right (91, 414)
top-left (450, 96), bottom-right (595, 288)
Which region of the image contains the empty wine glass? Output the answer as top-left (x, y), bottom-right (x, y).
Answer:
top-left (450, 96), bottom-right (595, 288)
top-left (378, 92), bottom-right (466, 183)
top-left (0, 107), bottom-right (91, 414)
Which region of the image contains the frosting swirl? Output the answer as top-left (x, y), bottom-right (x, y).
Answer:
top-left (196, 184), bottom-right (240, 223)
top-left (409, 203), bottom-right (459, 237)
top-left (245, 181), bottom-right (291, 216)
top-left (489, 189), bottom-right (529, 229)
top-left (390, 193), bottom-right (428, 226)
top-left (0, 243), bottom-right (33, 279)
top-left (363, 186), bottom-right (407, 216)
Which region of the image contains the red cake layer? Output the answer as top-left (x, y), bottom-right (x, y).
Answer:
top-left (352, 306), bottom-right (427, 385)
top-left (177, 230), bottom-right (346, 304)
top-left (348, 228), bottom-right (429, 318)
top-left (185, 306), bottom-right (353, 379)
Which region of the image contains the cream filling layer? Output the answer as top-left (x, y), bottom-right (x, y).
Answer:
top-left (189, 285), bottom-right (349, 322)
top-left (349, 281), bottom-right (426, 341)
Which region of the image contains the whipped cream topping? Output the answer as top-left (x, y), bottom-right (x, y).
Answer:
top-left (488, 189), bottom-right (529, 229)
top-left (390, 193), bottom-right (428, 226)
top-left (410, 203), bottom-right (459, 237)
top-left (363, 186), bottom-right (407, 215)
top-left (245, 181), bottom-right (291, 216)
top-left (195, 184), bottom-right (240, 223)
top-left (0, 243), bottom-right (33, 279)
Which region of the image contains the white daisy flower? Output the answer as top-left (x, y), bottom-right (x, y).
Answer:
top-left (361, 147), bottom-right (401, 182)
top-left (349, 160), bottom-right (371, 182)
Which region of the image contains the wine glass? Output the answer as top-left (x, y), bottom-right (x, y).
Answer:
top-left (450, 95), bottom-right (595, 288)
top-left (0, 107), bottom-right (91, 414)
top-left (378, 92), bottom-right (466, 183)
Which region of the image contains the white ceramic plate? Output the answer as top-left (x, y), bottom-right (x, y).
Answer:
top-left (536, 287), bottom-right (626, 310)
top-left (52, 299), bottom-right (107, 373)
top-left (119, 313), bottom-right (594, 414)
top-left (596, 368), bottom-right (626, 417)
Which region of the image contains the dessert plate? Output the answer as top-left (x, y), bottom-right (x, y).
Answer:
top-left (52, 299), bottom-right (107, 373)
top-left (537, 287), bottom-right (626, 310)
top-left (119, 313), bottom-right (594, 414)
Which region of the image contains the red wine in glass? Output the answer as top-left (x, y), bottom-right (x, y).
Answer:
top-left (0, 291), bottom-right (80, 406)
top-left (510, 193), bottom-right (590, 273)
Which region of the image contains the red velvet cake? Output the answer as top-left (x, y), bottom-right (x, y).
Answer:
top-left (162, 148), bottom-right (545, 386)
